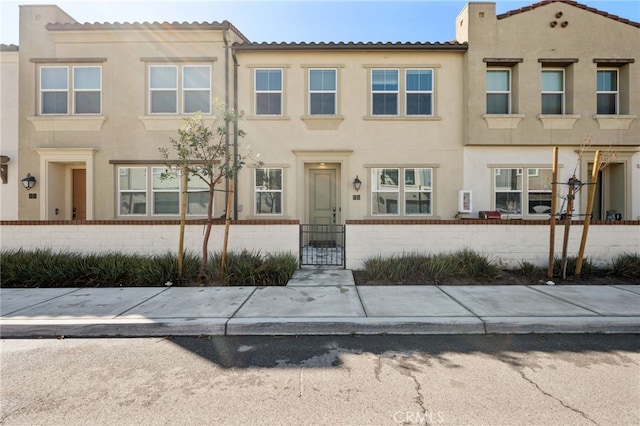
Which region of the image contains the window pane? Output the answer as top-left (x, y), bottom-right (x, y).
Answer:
top-left (256, 93), bottom-right (281, 115)
top-left (372, 93), bottom-right (397, 115)
top-left (150, 67), bottom-right (177, 89)
top-left (486, 70), bottom-right (509, 91)
top-left (541, 94), bottom-right (562, 114)
top-left (407, 93), bottom-right (432, 115)
top-left (119, 168), bottom-right (146, 190)
top-left (183, 66), bottom-right (210, 89)
top-left (187, 192), bottom-right (208, 215)
top-left (405, 192), bottom-right (431, 215)
top-left (310, 69), bottom-right (336, 91)
top-left (74, 67), bottom-right (100, 89)
top-left (154, 192), bottom-right (179, 214)
top-left (310, 93), bottom-right (335, 115)
top-left (256, 70), bottom-right (281, 91)
top-left (119, 193), bottom-right (146, 215)
top-left (541, 71), bottom-right (563, 91)
top-left (151, 91), bottom-right (177, 113)
top-left (255, 168), bottom-right (282, 190)
top-left (75, 92), bottom-right (100, 114)
top-left (256, 193), bottom-right (282, 214)
top-left (184, 91), bottom-right (210, 113)
top-left (495, 192), bottom-right (521, 214)
top-left (372, 168), bottom-right (399, 191)
top-left (42, 92), bottom-right (68, 114)
top-left (41, 67), bottom-right (68, 90)
top-left (597, 94), bottom-right (616, 114)
top-left (372, 70), bottom-right (398, 91)
top-left (597, 70), bottom-right (617, 91)
top-left (486, 93), bottom-right (509, 114)
top-left (372, 193), bottom-right (398, 215)
top-left (406, 70), bottom-right (432, 91)
top-left (152, 168), bottom-right (179, 190)
top-left (495, 168), bottom-right (522, 190)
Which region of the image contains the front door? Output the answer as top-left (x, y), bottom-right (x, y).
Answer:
top-left (590, 162), bottom-right (625, 220)
top-left (309, 168), bottom-right (337, 225)
top-left (73, 169), bottom-right (86, 220)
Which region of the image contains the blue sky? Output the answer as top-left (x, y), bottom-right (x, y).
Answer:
top-left (1, 0), bottom-right (639, 45)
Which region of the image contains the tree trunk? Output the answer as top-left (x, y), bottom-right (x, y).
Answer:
top-left (220, 179), bottom-right (234, 278)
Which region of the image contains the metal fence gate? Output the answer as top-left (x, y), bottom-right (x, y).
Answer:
top-left (299, 224), bottom-right (345, 267)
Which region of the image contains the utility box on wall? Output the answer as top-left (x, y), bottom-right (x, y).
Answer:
top-left (458, 190), bottom-right (472, 213)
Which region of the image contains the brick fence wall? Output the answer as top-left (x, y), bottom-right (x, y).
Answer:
top-left (1, 220), bottom-right (638, 270)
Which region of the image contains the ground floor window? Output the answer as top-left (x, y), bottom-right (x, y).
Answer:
top-left (255, 168), bottom-right (283, 215)
top-left (118, 166), bottom-right (209, 216)
top-left (493, 167), bottom-right (552, 216)
top-left (371, 167), bottom-right (433, 216)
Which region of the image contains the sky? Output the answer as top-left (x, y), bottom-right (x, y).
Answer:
top-left (1, 0), bottom-right (639, 45)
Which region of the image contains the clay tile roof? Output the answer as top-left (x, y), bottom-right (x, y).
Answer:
top-left (232, 41), bottom-right (468, 51)
top-left (0, 44), bottom-right (19, 52)
top-left (497, 0), bottom-right (640, 28)
top-left (45, 20), bottom-right (250, 43)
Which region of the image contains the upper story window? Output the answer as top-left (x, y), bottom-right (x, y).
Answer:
top-left (40, 66), bottom-right (101, 115)
top-left (254, 168), bottom-right (283, 215)
top-left (371, 69), bottom-right (399, 115)
top-left (541, 69), bottom-right (564, 114)
top-left (255, 69), bottom-right (283, 116)
top-left (486, 69), bottom-right (510, 114)
top-left (406, 69), bottom-right (433, 116)
top-left (309, 69), bottom-right (336, 115)
top-left (149, 65), bottom-right (211, 115)
top-left (371, 167), bottom-right (433, 216)
top-left (597, 69), bottom-right (618, 115)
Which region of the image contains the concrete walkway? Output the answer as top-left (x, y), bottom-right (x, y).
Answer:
top-left (1, 268), bottom-right (639, 337)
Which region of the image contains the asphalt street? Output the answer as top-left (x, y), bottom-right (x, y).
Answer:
top-left (1, 334), bottom-right (639, 425)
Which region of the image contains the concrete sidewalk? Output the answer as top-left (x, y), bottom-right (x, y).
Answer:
top-left (1, 268), bottom-right (639, 337)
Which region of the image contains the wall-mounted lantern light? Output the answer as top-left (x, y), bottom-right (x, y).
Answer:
top-left (21, 173), bottom-right (36, 190)
top-left (353, 175), bottom-right (362, 192)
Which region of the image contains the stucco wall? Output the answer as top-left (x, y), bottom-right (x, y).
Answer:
top-left (2, 221), bottom-right (638, 271)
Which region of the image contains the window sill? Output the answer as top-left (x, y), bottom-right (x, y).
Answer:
top-left (593, 115), bottom-right (637, 130)
top-left (537, 114), bottom-right (581, 130)
top-left (27, 116), bottom-right (106, 132)
top-left (301, 115), bottom-right (344, 130)
top-left (482, 114), bottom-right (525, 129)
top-left (363, 116), bottom-right (441, 121)
top-left (138, 115), bottom-right (215, 131)
top-left (247, 115), bottom-right (291, 121)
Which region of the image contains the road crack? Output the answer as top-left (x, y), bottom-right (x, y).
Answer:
top-left (516, 369), bottom-right (600, 426)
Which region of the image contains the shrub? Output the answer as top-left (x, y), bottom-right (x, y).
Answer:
top-left (610, 253), bottom-right (640, 279)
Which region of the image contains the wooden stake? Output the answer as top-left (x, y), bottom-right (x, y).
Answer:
top-left (178, 166), bottom-right (188, 279)
top-left (220, 178), bottom-right (234, 277)
top-left (547, 147), bottom-right (559, 279)
top-left (575, 150), bottom-right (601, 276)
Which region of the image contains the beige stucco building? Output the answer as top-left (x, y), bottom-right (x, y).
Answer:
top-left (0, 45), bottom-right (19, 220)
top-left (6, 0), bottom-right (640, 225)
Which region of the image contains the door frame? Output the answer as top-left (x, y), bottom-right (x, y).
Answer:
top-left (293, 150), bottom-right (353, 224)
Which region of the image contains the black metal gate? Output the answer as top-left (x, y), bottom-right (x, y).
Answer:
top-left (299, 224), bottom-right (345, 267)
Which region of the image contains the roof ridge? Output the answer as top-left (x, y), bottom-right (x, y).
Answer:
top-left (497, 0), bottom-right (640, 28)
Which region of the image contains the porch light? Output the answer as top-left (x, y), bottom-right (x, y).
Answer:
top-left (21, 173), bottom-right (36, 190)
top-left (353, 175), bottom-right (362, 192)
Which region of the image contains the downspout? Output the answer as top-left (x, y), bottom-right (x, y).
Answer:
top-left (233, 46), bottom-right (239, 219)
top-left (223, 28), bottom-right (231, 217)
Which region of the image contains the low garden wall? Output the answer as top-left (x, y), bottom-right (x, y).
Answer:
top-left (1, 219), bottom-right (638, 270)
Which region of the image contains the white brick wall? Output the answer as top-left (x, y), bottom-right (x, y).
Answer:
top-left (1, 222), bottom-right (638, 270)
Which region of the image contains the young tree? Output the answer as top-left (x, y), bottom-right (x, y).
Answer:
top-left (159, 102), bottom-right (254, 281)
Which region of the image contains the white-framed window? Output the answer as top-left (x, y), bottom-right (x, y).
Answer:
top-left (149, 65), bottom-right (211, 114)
top-left (40, 66), bottom-right (102, 115)
top-left (406, 69), bottom-right (433, 116)
top-left (371, 69), bottom-right (399, 116)
top-left (309, 68), bottom-right (336, 115)
top-left (255, 69), bottom-right (283, 115)
top-left (255, 168), bottom-right (283, 215)
top-left (371, 167), bottom-right (433, 216)
top-left (118, 167), bottom-right (147, 215)
top-left (597, 69), bottom-right (618, 115)
top-left (118, 166), bottom-right (209, 217)
top-left (541, 69), bottom-right (564, 114)
top-left (493, 167), bottom-right (553, 216)
top-left (486, 69), bottom-right (510, 114)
